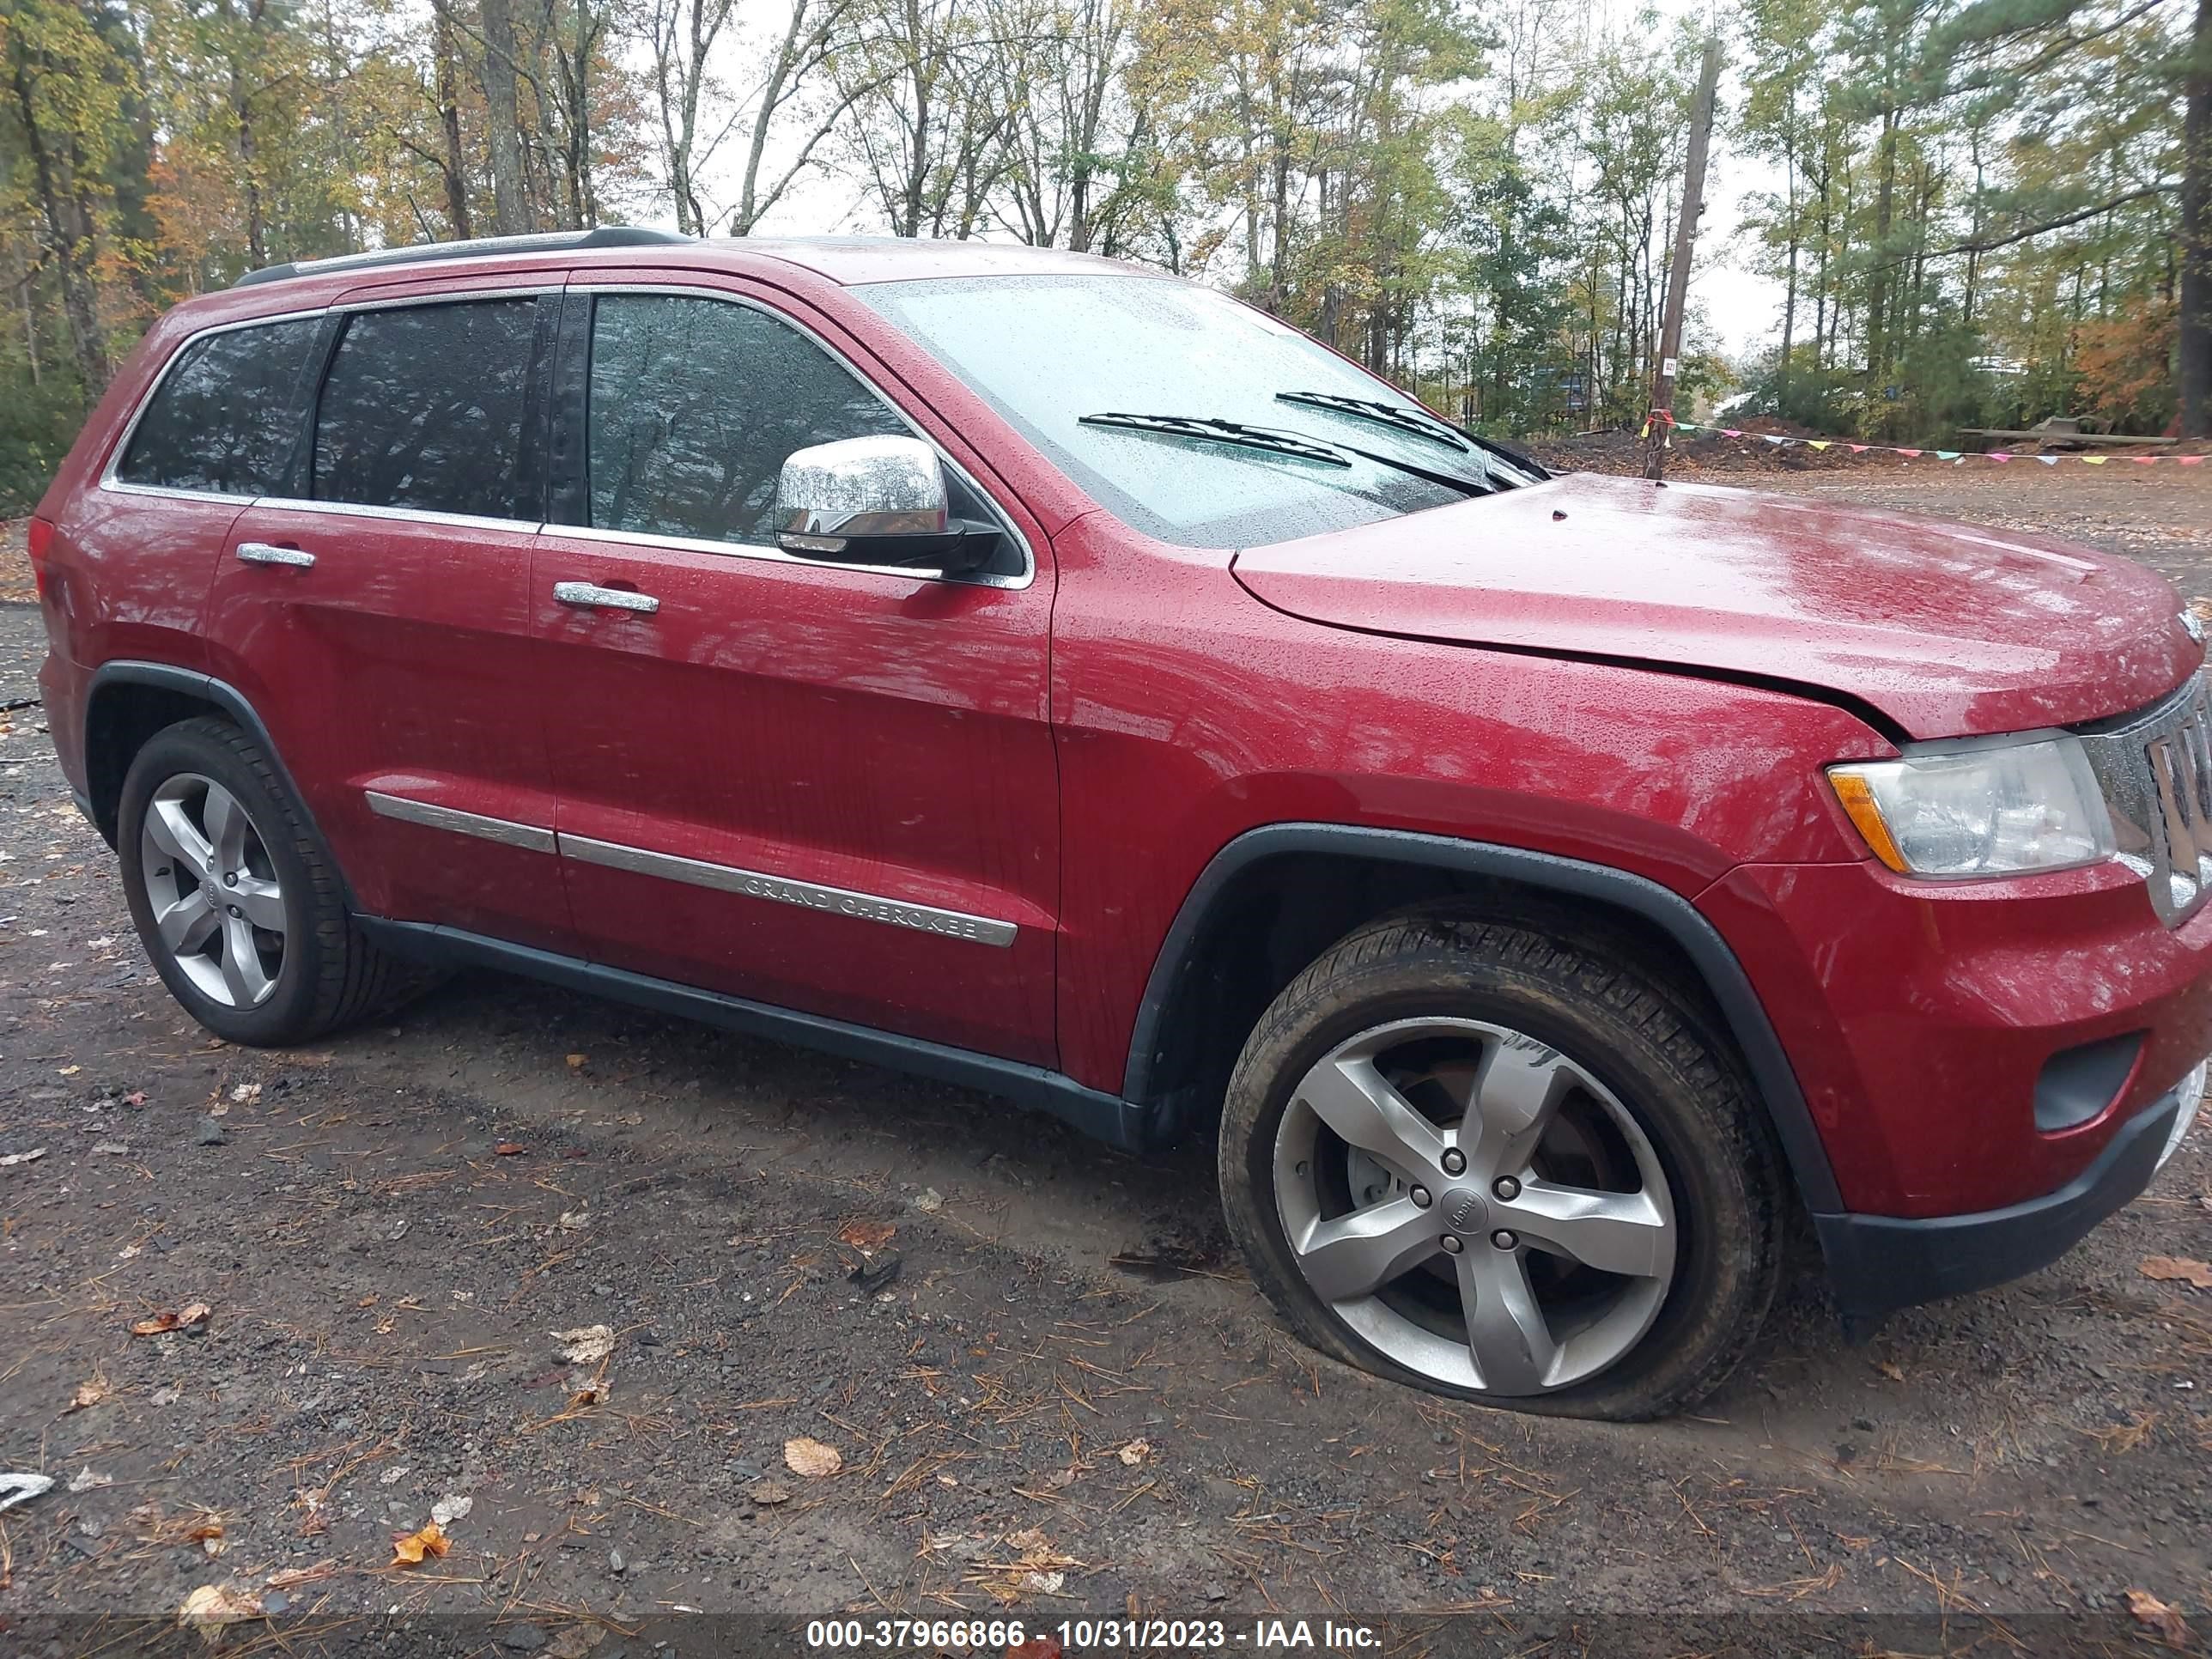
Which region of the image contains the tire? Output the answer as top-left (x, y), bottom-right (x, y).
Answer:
top-left (117, 715), bottom-right (425, 1046)
top-left (1218, 902), bottom-right (1784, 1421)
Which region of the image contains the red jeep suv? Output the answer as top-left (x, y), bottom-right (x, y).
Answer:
top-left (30, 228), bottom-right (2212, 1419)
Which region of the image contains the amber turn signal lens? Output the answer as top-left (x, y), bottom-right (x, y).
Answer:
top-left (1828, 771), bottom-right (1910, 873)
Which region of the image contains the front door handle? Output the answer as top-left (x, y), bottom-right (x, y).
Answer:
top-left (236, 542), bottom-right (315, 568)
top-left (554, 580), bottom-right (659, 615)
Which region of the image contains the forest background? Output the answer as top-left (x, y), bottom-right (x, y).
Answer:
top-left (3, 0), bottom-right (2208, 512)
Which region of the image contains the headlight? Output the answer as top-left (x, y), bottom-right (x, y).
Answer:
top-left (1827, 734), bottom-right (2115, 877)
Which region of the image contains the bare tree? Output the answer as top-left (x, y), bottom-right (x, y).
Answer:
top-left (643, 0), bottom-right (738, 235)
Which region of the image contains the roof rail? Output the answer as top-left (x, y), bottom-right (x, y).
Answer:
top-left (233, 226), bottom-right (696, 289)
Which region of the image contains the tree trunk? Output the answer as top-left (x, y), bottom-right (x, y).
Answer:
top-left (8, 46), bottom-right (106, 398)
top-left (432, 0), bottom-right (473, 238)
top-left (482, 0), bottom-right (531, 234)
top-left (2180, 0), bottom-right (2210, 436)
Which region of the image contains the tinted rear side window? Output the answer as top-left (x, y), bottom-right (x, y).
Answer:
top-left (313, 299), bottom-right (539, 520)
top-left (118, 319), bottom-right (321, 496)
top-left (586, 294), bottom-right (906, 545)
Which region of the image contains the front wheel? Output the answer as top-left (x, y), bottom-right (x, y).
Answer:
top-left (1218, 906), bottom-right (1785, 1420)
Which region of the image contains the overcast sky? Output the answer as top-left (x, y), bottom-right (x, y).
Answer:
top-left (657, 0), bottom-right (1787, 359)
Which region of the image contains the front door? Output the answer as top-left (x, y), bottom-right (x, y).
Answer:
top-left (531, 283), bottom-right (1059, 1066)
top-left (201, 287), bottom-right (574, 952)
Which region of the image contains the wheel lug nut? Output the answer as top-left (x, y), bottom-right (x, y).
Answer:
top-left (1409, 1185), bottom-right (1431, 1209)
top-left (1439, 1235), bottom-right (1463, 1254)
top-left (228, 905), bottom-right (242, 918)
top-left (1492, 1176), bottom-right (1521, 1201)
top-left (223, 872), bottom-right (238, 886)
top-left (1492, 1230), bottom-right (1518, 1250)
top-left (1441, 1148), bottom-right (1466, 1176)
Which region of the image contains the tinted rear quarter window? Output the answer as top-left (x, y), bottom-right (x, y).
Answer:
top-left (313, 299), bottom-right (540, 520)
top-left (118, 319), bottom-right (322, 496)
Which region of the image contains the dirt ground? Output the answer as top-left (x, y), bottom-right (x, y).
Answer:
top-left (3, 460), bottom-right (2212, 1658)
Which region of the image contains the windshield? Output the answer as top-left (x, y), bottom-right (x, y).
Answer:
top-left (854, 272), bottom-right (1540, 550)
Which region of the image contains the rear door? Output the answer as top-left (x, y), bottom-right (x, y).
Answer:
top-left (530, 281), bottom-right (1060, 1065)
top-left (202, 285), bottom-right (576, 951)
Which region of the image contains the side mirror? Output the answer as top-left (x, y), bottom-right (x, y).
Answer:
top-left (775, 435), bottom-right (994, 573)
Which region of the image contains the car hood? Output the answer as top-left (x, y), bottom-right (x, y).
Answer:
top-left (1230, 471), bottom-right (2200, 739)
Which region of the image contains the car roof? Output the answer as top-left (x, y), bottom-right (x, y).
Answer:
top-left (231, 229), bottom-right (1149, 295)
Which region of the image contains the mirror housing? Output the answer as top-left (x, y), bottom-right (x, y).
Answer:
top-left (775, 435), bottom-right (994, 574)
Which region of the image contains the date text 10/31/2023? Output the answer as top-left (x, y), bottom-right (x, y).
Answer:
top-left (802, 1618), bottom-right (1383, 1651)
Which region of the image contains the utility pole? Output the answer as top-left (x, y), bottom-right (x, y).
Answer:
top-left (1646, 34), bottom-right (1724, 480)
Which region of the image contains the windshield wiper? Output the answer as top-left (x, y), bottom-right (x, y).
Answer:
top-left (1079, 412), bottom-right (1353, 467)
top-left (1276, 391), bottom-right (1469, 452)
top-left (1276, 392), bottom-right (1548, 484)
top-left (1081, 410), bottom-right (1490, 497)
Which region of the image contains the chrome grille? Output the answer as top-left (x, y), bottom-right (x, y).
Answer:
top-left (2080, 676), bottom-right (2212, 926)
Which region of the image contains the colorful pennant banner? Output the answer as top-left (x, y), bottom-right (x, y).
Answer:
top-left (1635, 413), bottom-right (2204, 466)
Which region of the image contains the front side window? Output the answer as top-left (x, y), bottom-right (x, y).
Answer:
top-left (118, 319), bottom-right (322, 497)
top-left (586, 294), bottom-right (908, 546)
top-left (313, 299), bottom-right (539, 520)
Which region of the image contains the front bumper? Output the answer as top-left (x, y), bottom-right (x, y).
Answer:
top-left (1816, 1062), bottom-right (2202, 1319)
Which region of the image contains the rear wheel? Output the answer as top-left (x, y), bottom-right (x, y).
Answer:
top-left (1218, 906), bottom-right (1784, 1420)
top-left (118, 716), bottom-right (425, 1046)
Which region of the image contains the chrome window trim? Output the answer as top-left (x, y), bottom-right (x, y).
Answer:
top-left (567, 280), bottom-right (1036, 591)
top-left (97, 305), bottom-right (325, 502)
top-left (365, 790), bottom-right (556, 854)
top-left (558, 831), bottom-right (1018, 947)
top-left (251, 498), bottom-right (546, 536)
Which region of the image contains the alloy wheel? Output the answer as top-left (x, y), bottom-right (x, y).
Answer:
top-left (1272, 1017), bottom-right (1677, 1395)
top-left (137, 772), bottom-right (288, 1009)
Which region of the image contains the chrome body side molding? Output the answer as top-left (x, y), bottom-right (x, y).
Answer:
top-left (364, 791), bottom-right (557, 854)
top-left (556, 832), bottom-right (1018, 947)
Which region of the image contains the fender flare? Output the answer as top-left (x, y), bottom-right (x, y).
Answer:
top-left (1121, 823), bottom-right (1843, 1215)
top-left (82, 661), bottom-right (351, 905)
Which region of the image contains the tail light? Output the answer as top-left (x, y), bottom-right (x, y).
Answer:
top-left (27, 516), bottom-right (54, 600)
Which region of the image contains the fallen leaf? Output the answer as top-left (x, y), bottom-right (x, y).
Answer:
top-left (58, 1065), bottom-right (80, 1077)
top-left (67, 1374), bottom-right (111, 1413)
top-left (913, 1187), bottom-right (944, 1213)
top-left (0, 1147), bottom-right (48, 1168)
top-left (785, 1437), bottom-right (842, 1479)
top-left (390, 1521), bottom-right (450, 1565)
top-left (2141, 1255), bottom-right (2212, 1291)
top-left (228, 1083), bottom-right (261, 1104)
top-left (495, 1141), bottom-right (526, 1156)
top-left (1875, 1358), bottom-right (1905, 1382)
top-left (131, 1303), bottom-right (211, 1337)
top-left (69, 1466), bottom-right (113, 1493)
top-left (1116, 1438), bottom-right (1152, 1467)
top-left (177, 1583), bottom-right (263, 1635)
top-left (2125, 1589), bottom-right (2194, 1649)
top-left (838, 1218), bottom-right (896, 1255)
top-left (557, 1208), bottom-right (592, 1231)
top-left (150, 1385), bottom-right (183, 1407)
top-left (565, 1053), bottom-right (588, 1070)
top-left (748, 1480), bottom-right (792, 1507)
top-left (550, 1324), bottom-right (614, 1364)
top-left (430, 1493), bottom-right (472, 1526)
top-left (1020, 1570), bottom-right (1066, 1595)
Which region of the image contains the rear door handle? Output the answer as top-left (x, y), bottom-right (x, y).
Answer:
top-left (236, 542), bottom-right (315, 568)
top-left (554, 580), bottom-right (659, 615)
